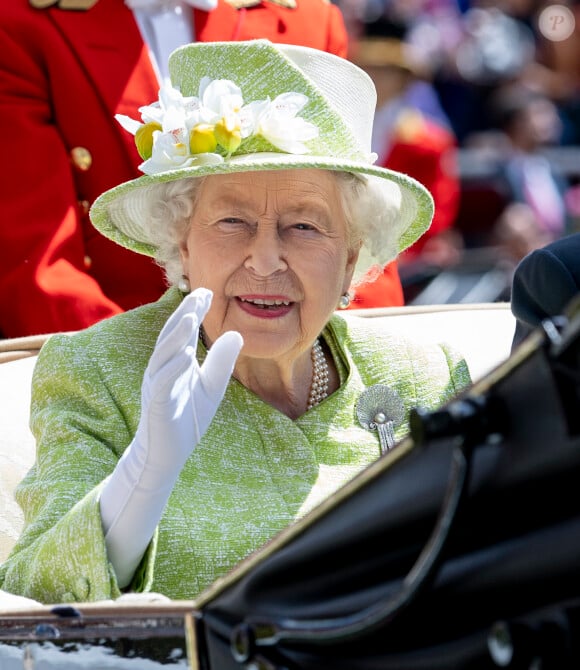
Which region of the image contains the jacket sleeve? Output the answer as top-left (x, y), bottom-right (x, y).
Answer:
top-left (0, 13), bottom-right (126, 338)
top-left (0, 334), bottom-right (151, 604)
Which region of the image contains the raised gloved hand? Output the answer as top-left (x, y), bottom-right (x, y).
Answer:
top-left (100, 288), bottom-right (243, 587)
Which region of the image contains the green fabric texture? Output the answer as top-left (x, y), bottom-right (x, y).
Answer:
top-left (169, 40), bottom-right (366, 161)
top-left (0, 288), bottom-right (470, 604)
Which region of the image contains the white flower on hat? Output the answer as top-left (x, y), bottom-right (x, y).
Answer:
top-left (116, 83), bottom-right (222, 175)
top-left (252, 92), bottom-right (319, 154)
top-left (197, 78), bottom-right (250, 155)
top-left (115, 78), bottom-right (319, 176)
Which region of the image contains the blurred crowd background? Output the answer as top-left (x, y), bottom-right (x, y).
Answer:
top-left (337, 0), bottom-right (580, 304)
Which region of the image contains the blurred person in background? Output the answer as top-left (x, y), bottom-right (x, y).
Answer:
top-left (459, 81), bottom-right (577, 304)
top-left (488, 83), bottom-right (573, 244)
top-left (491, 201), bottom-right (553, 268)
top-left (0, 0), bottom-right (350, 338)
top-left (346, 35), bottom-right (462, 307)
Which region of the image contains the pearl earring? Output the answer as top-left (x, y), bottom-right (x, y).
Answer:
top-left (338, 293), bottom-right (351, 309)
top-left (178, 275), bottom-right (191, 293)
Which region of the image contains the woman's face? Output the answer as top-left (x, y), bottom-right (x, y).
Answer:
top-left (180, 169), bottom-right (359, 362)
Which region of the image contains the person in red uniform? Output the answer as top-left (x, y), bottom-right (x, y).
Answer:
top-left (0, 0), bottom-right (350, 337)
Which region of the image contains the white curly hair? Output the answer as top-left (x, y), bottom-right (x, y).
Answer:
top-left (133, 170), bottom-right (403, 288)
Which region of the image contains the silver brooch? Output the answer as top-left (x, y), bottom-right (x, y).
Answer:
top-left (356, 385), bottom-right (405, 454)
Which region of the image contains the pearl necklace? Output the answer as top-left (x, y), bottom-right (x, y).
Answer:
top-left (307, 338), bottom-right (330, 410)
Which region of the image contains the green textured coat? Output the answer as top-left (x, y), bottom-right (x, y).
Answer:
top-left (0, 288), bottom-right (471, 604)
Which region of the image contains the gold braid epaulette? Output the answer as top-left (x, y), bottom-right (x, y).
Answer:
top-left (30, 0), bottom-right (98, 8)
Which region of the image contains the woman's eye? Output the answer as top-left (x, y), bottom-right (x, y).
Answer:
top-left (216, 217), bottom-right (248, 229)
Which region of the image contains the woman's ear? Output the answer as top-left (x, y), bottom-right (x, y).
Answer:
top-left (342, 243), bottom-right (361, 294)
top-left (179, 239), bottom-right (190, 269)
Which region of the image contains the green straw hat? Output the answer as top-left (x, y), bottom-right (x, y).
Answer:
top-left (90, 39), bottom-right (434, 271)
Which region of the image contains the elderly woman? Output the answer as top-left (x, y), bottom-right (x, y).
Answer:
top-left (0, 39), bottom-right (470, 604)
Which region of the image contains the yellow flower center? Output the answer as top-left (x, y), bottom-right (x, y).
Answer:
top-left (214, 118), bottom-right (242, 154)
top-left (135, 121), bottom-right (162, 160)
top-left (189, 124), bottom-right (218, 154)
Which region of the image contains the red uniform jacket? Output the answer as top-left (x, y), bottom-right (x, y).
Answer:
top-left (0, 0), bottom-right (349, 336)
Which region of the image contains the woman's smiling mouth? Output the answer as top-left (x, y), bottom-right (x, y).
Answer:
top-left (236, 296), bottom-right (294, 317)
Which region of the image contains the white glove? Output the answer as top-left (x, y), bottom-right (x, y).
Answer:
top-left (100, 288), bottom-right (243, 587)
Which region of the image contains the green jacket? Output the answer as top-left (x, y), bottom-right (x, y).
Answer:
top-left (0, 288), bottom-right (470, 603)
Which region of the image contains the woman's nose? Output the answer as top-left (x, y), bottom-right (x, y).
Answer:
top-left (243, 227), bottom-right (288, 276)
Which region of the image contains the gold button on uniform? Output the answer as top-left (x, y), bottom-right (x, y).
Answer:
top-left (70, 147), bottom-right (92, 172)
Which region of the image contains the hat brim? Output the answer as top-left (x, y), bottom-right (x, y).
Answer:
top-left (90, 154), bottom-right (434, 259)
